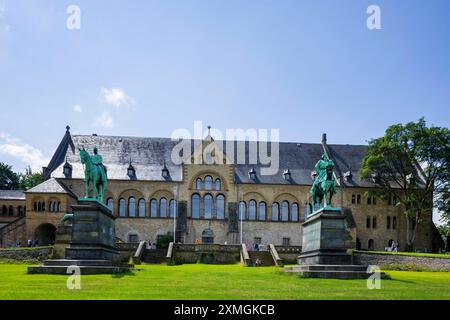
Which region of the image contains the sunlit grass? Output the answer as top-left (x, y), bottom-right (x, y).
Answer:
top-left (0, 263), bottom-right (449, 300)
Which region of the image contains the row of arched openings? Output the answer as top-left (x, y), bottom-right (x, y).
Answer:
top-left (191, 194), bottom-right (225, 219)
top-left (196, 176), bottom-right (221, 191)
top-left (1, 205), bottom-right (25, 217)
top-left (239, 201), bottom-right (300, 222)
top-left (108, 197), bottom-right (177, 218)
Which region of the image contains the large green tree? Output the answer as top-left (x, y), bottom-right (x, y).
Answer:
top-left (0, 162), bottom-right (20, 190)
top-left (18, 166), bottom-right (43, 190)
top-left (359, 118), bottom-right (450, 251)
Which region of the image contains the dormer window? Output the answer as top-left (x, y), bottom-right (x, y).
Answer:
top-left (344, 171), bottom-right (352, 181)
top-left (127, 159), bottom-right (135, 178)
top-left (248, 168), bottom-right (256, 180)
top-left (283, 169), bottom-right (291, 181)
top-left (162, 162), bottom-right (170, 179)
top-left (63, 159), bottom-right (73, 178)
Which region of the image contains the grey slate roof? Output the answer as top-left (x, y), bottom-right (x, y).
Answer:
top-left (0, 190), bottom-right (26, 200)
top-left (25, 178), bottom-right (76, 198)
top-left (47, 133), bottom-right (372, 187)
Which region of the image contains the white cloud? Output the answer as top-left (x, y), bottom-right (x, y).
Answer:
top-left (100, 87), bottom-right (135, 108)
top-left (0, 133), bottom-right (49, 172)
top-left (73, 104), bottom-right (82, 113)
top-left (94, 111), bottom-right (114, 128)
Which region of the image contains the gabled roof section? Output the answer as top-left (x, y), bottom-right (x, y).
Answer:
top-left (25, 178), bottom-right (77, 198)
top-left (44, 126), bottom-right (75, 180)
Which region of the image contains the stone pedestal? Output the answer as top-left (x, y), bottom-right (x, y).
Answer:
top-left (66, 200), bottom-right (119, 262)
top-left (28, 200), bottom-right (127, 275)
top-left (298, 208), bottom-right (352, 265)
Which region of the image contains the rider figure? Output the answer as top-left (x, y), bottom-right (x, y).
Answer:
top-left (313, 154), bottom-right (331, 187)
top-left (91, 147), bottom-right (107, 180)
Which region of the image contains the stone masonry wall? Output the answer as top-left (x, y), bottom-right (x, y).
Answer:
top-left (353, 251), bottom-right (450, 271)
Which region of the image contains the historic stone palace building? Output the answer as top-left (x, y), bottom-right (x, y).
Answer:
top-left (0, 126), bottom-right (441, 252)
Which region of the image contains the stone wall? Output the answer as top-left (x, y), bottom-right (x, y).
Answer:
top-left (172, 243), bottom-right (241, 264)
top-left (0, 246), bottom-right (53, 261)
top-left (353, 251), bottom-right (450, 271)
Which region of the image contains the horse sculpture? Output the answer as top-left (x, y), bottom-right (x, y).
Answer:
top-left (310, 154), bottom-right (336, 210)
top-left (79, 148), bottom-right (107, 203)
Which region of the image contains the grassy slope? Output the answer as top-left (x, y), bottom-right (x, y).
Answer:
top-left (0, 264), bottom-right (449, 300)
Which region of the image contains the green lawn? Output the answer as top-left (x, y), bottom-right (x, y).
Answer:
top-left (0, 263), bottom-right (449, 300)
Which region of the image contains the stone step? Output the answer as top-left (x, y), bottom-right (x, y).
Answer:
top-left (248, 251), bottom-right (275, 266)
top-left (43, 259), bottom-right (113, 267)
top-left (28, 265), bottom-right (129, 275)
top-left (286, 264), bottom-right (367, 272)
top-left (283, 264), bottom-right (387, 279)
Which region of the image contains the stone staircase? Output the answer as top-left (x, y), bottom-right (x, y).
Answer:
top-left (284, 264), bottom-right (387, 279)
top-left (248, 251), bottom-right (276, 267)
top-left (141, 249), bottom-right (168, 264)
top-left (0, 217), bottom-right (26, 247)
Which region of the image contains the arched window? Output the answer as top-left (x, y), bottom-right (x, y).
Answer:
top-left (57, 202), bottom-right (61, 212)
top-left (215, 179), bottom-right (221, 191)
top-left (33, 202), bottom-right (37, 212)
top-left (204, 194), bottom-right (213, 219)
top-left (368, 239), bottom-right (375, 251)
top-left (138, 198), bottom-right (146, 217)
top-left (272, 203), bottom-right (279, 221)
top-left (366, 216), bottom-right (371, 228)
top-left (392, 216), bottom-right (397, 230)
top-left (192, 194), bottom-right (200, 219)
top-left (160, 198), bottom-right (167, 218)
top-left (8, 206), bottom-right (13, 216)
top-left (258, 202), bottom-right (266, 221)
top-left (2, 205), bottom-right (6, 216)
top-left (170, 200), bottom-right (176, 218)
top-left (41, 202), bottom-right (45, 212)
top-left (119, 198), bottom-right (126, 217)
top-left (216, 195), bottom-right (225, 220)
top-left (239, 201), bottom-right (246, 220)
top-left (248, 200), bottom-right (257, 220)
top-left (128, 197), bottom-right (136, 217)
top-left (196, 178), bottom-right (203, 190)
top-left (291, 203), bottom-right (299, 221)
top-left (204, 176), bottom-right (213, 190)
top-left (150, 199), bottom-right (158, 217)
top-left (107, 198), bottom-right (114, 213)
top-left (37, 202), bottom-right (42, 212)
top-left (281, 201), bottom-right (289, 221)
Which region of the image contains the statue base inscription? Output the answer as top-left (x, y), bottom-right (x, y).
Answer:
top-left (28, 200), bottom-right (128, 275)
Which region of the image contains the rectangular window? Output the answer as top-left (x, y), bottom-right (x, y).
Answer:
top-left (351, 194), bottom-right (356, 204)
top-left (366, 216), bottom-right (371, 228)
top-left (372, 217), bottom-right (377, 229)
top-left (282, 238), bottom-right (290, 246)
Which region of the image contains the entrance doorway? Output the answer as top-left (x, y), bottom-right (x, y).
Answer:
top-left (34, 223), bottom-right (56, 246)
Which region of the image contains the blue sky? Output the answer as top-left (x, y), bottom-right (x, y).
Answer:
top-left (0, 0), bottom-right (449, 174)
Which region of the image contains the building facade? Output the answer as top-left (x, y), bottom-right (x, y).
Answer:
top-left (0, 127), bottom-right (440, 252)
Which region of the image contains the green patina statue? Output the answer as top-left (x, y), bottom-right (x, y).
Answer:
top-left (310, 153), bottom-right (336, 211)
top-left (79, 147), bottom-right (107, 203)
